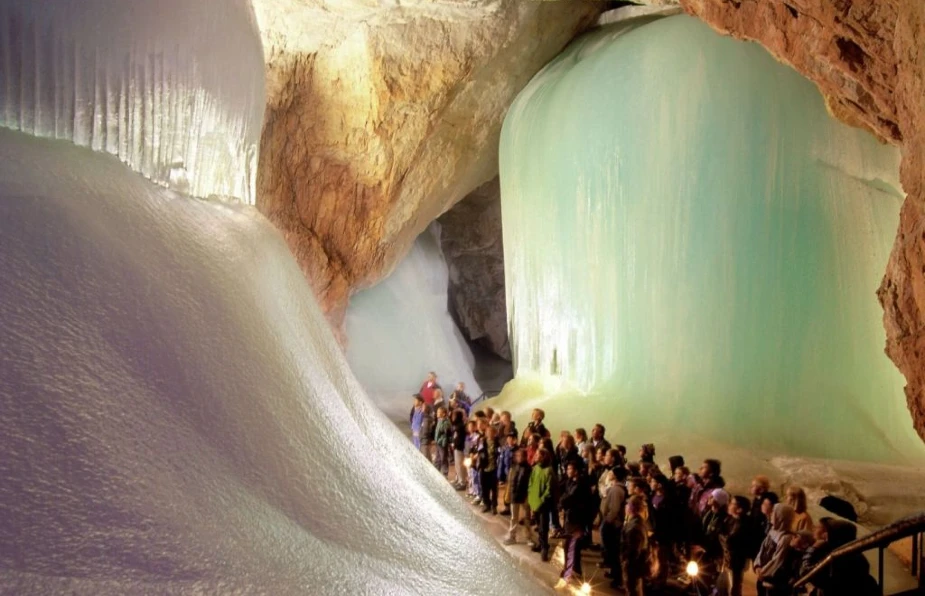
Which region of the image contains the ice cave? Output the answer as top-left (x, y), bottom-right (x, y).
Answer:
top-left (1, 0), bottom-right (925, 595)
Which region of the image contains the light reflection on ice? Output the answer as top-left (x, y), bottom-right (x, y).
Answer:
top-left (0, 0), bottom-right (264, 203)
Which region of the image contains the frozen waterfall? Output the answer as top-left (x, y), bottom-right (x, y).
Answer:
top-left (0, 0), bottom-right (264, 203)
top-left (346, 224), bottom-right (481, 422)
top-left (498, 14), bottom-right (925, 463)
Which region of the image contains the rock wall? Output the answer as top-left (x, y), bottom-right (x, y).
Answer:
top-left (680, 0), bottom-right (925, 442)
top-left (438, 178), bottom-right (509, 360)
top-left (253, 0), bottom-right (600, 330)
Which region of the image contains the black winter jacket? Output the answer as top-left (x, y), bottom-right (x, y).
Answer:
top-left (559, 476), bottom-right (591, 531)
top-left (509, 462), bottom-right (531, 504)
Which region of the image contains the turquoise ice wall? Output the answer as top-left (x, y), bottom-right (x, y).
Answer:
top-left (499, 14), bottom-right (924, 462)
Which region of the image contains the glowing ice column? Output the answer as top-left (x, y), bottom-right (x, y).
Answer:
top-left (500, 14), bottom-right (924, 462)
top-left (0, 0), bottom-right (264, 202)
top-left (346, 224), bottom-right (481, 419)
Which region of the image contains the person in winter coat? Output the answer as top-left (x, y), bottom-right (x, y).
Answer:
top-left (673, 466), bottom-right (692, 505)
top-left (692, 459), bottom-right (726, 516)
top-left (622, 495), bottom-right (650, 596)
top-left (719, 496), bottom-right (756, 596)
top-left (499, 411), bottom-right (517, 441)
top-left (418, 372), bottom-right (440, 406)
top-left (477, 424), bottom-right (500, 514)
top-left (601, 467), bottom-right (628, 588)
top-left (582, 446), bottom-right (602, 548)
top-left (754, 492), bottom-right (780, 554)
top-left (528, 448), bottom-right (554, 562)
top-left (798, 517), bottom-right (876, 596)
top-left (525, 433), bottom-right (541, 465)
top-left (421, 403), bottom-right (435, 457)
top-left (754, 503), bottom-right (796, 596)
top-left (464, 421), bottom-right (481, 500)
top-left (555, 431), bottom-right (572, 474)
top-left (786, 486), bottom-right (814, 533)
top-left (497, 431), bottom-right (517, 515)
top-left (539, 436), bottom-right (563, 536)
top-left (590, 424), bottom-right (612, 452)
top-left (409, 395), bottom-right (426, 451)
top-left (432, 406), bottom-right (450, 476)
top-left (750, 475), bottom-right (771, 519)
top-left (504, 448), bottom-right (534, 545)
top-left (558, 434), bottom-right (582, 476)
top-left (574, 428), bottom-right (589, 455)
top-left (649, 473), bottom-right (682, 585)
top-left (557, 461), bottom-right (591, 586)
top-left (449, 381), bottom-right (471, 413)
top-left (450, 409), bottom-right (468, 490)
top-left (520, 409), bottom-right (549, 446)
top-left (700, 489), bottom-right (730, 578)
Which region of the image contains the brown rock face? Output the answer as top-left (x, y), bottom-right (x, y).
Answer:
top-left (253, 0), bottom-right (600, 331)
top-left (879, 201), bottom-right (925, 443)
top-left (680, 0), bottom-right (903, 144)
top-left (681, 0), bottom-right (925, 443)
top-left (438, 178), bottom-right (509, 360)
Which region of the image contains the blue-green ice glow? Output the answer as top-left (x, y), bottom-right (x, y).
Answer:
top-left (499, 15), bottom-right (924, 462)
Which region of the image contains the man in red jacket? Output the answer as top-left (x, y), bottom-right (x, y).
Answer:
top-left (419, 371), bottom-right (440, 406)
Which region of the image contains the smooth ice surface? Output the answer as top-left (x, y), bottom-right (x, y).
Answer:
top-left (0, 129), bottom-right (540, 595)
top-left (499, 14), bottom-right (925, 463)
top-left (0, 0), bottom-right (264, 203)
top-left (346, 225), bottom-right (481, 421)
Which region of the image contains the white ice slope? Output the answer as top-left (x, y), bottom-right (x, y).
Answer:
top-left (0, 129), bottom-right (541, 595)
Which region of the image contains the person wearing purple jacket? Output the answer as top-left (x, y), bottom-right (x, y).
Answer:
top-left (691, 459), bottom-right (726, 515)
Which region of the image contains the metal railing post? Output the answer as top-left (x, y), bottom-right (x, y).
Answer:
top-left (878, 546), bottom-right (884, 595)
top-left (920, 532), bottom-right (924, 589)
top-left (913, 530), bottom-right (919, 577)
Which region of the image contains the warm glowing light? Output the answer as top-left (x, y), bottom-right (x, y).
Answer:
top-left (580, 582), bottom-right (592, 594)
top-left (686, 561), bottom-right (699, 577)
top-left (464, 457), bottom-right (472, 468)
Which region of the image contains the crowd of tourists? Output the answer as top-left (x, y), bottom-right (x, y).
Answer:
top-left (409, 373), bottom-right (877, 596)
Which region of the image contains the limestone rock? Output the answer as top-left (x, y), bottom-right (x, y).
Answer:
top-left (680, 0), bottom-right (903, 144)
top-left (681, 0), bottom-right (925, 443)
top-left (438, 178), bottom-right (510, 360)
top-left (878, 201), bottom-right (925, 446)
top-left (252, 0), bottom-right (600, 330)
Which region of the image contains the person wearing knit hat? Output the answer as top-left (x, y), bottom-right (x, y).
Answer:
top-left (668, 454), bottom-right (685, 474)
top-left (711, 488), bottom-right (730, 508)
top-left (700, 488), bottom-right (731, 575)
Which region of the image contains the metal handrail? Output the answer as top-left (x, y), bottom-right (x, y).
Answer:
top-left (470, 389), bottom-right (502, 407)
top-left (793, 512), bottom-right (925, 591)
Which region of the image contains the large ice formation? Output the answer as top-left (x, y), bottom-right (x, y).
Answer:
top-left (0, 0), bottom-right (264, 203)
top-left (0, 0), bottom-right (536, 592)
top-left (0, 129), bottom-right (540, 594)
top-left (499, 14), bottom-right (925, 463)
top-left (346, 224), bottom-right (481, 421)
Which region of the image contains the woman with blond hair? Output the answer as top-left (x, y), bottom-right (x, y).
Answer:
top-left (786, 486), bottom-right (814, 532)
